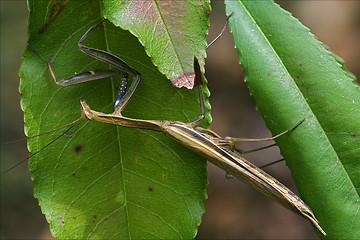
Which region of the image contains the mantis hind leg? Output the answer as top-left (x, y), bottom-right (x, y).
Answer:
top-left (187, 57), bottom-right (206, 127)
top-left (196, 119), bottom-right (304, 154)
top-left (187, 13), bottom-right (234, 127)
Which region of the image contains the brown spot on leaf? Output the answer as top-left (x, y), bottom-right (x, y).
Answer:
top-left (64, 130), bottom-right (73, 137)
top-left (74, 144), bottom-right (83, 153)
top-left (171, 59), bottom-right (204, 89)
top-left (170, 72), bottom-right (196, 89)
top-left (148, 187), bottom-right (154, 192)
top-left (38, 0), bottom-right (69, 34)
top-left (199, 0), bottom-right (205, 10)
top-left (71, 172), bottom-right (81, 178)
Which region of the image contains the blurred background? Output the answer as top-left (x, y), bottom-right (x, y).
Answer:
top-left (1, 1), bottom-right (359, 239)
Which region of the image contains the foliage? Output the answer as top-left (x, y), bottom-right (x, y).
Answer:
top-left (225, 0), bottom-right (360, 238)
top-left (20, 0), bottom-right (209, 238)
top-left (19, 0), bottom-right (360, 239)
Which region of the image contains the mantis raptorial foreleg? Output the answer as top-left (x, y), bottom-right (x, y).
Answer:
top-left (30, 20), bottom-right (140, 114)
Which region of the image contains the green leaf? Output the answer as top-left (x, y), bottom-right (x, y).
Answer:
top-left (103, 0), bottom-right (211, 89)
top-left (20, 0), bottom-right (209, 238)
top-left (225, 0), bottom-right (360, 238)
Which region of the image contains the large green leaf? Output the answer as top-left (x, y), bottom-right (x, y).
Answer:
top-left (103, 0), bottom-right (211, 89)
top-left (20, 0), bottom-right (209, 238)
top-left (225, 0), bottom-right (360, 238)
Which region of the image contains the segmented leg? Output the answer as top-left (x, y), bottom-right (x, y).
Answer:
top-left (29, 20), bottom-right (141, 114)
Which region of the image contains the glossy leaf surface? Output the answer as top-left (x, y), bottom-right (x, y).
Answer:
top-left (20, 1), bottom-right (209, 238)
top-left (225, 0), bottom-right (360, 238)
top-left (103, 0), bottom-right (211, 89)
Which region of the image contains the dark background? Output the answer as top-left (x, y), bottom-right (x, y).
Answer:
top-left (1, 1), bottom-right (359, 239)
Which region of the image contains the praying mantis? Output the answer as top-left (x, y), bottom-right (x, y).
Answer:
top-left (27, 20), bottom-right (326, 236)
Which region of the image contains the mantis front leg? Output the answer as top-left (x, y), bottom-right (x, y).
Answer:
top-left (30, 20), bottom-right (140, 114)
